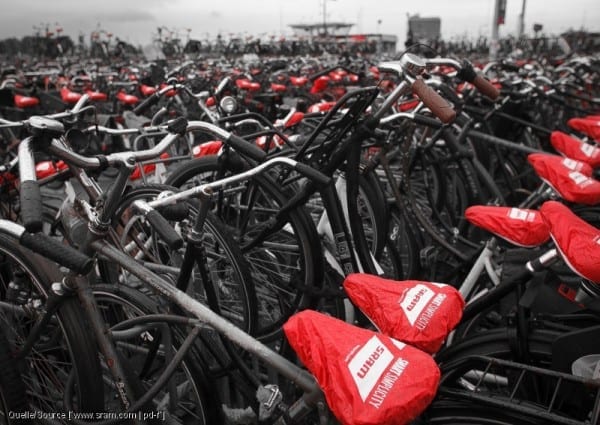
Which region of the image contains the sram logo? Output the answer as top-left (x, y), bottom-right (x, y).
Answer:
top-left (398, 284), bottom-right (435, 325)
top-left (562, 158), bottom-right (583, 171)
top-left (356, 346), bottom-right (385, 379)
top-left (508, 208), bottom-right (535, 222)
top-left (568, 171), bottom-right (593, 187)
top-left (348, 336), bottom-right (394, 401)
top-left (580, 143), bottom-right (599, 159)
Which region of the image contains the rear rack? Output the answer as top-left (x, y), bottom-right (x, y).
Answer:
top-left (438, 355), bottom-right (600, 425)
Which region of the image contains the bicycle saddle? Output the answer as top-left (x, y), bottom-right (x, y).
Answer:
top-left (465, 205), bottom-right (550, 247)
top-left (528, 153), bottom-right (600, 205)
top-left (550, 131), bottom-right (600, 168)
top-left (270, 83), bottom-right (287, 92)
top-left (139, 84), bottom-right (157, 97)
top-left (540, 201), bottom-right (600, 283)
top-left (191, 140), bottom-right (223, 157)
top-left (14, 94), bottom-right (39, 108)
top-left (284, 310), bottom-right (439, 425)
top-left (568, 117), bottom-right (600, 141)
top-left (343, 274), bottom-right (464, 353)
top-left (85, 90), bottom-right (108, 101)
top-left (116, 91), bottom-right (139, 105)
top-left (289, 76), bottom-right (308, 87)
top-left (60, 87), bottom-right (82, 104)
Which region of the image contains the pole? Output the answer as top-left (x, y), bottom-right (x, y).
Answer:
top-left (490, 0), bottom-right (500, 60)
top-left (517, 0), bottom-right (527, 38)
top-left (323, 0), bottom-right (327, 36)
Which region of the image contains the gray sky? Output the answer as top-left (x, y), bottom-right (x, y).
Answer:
top-left (1, 0), bottom-right (599, 47)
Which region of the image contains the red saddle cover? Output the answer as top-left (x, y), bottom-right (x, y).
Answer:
top-left (86, 90), bottom-right (108, 101)
top-left (14, 94), bottom-right (39, 108)
top-left (568, 117), bottom-right (600, 141)
top-left (60, 87), bottom-right (82, 104)
top-left (159, 83), bottom-right (177, 97)
top-left (191, 141), bottom-right (223, 157)
top-left (528, 153), bottom-right (593, 176)
top-left (284, 111), bottom-right (304, 128)
top-left (284, 310), bottom-right (439, 425)
top-left (307, 101), bottom-right (336, 113)
top-left (140, 84), bottom-right (157, 97)
top-left (540, 201), bottom-right (600, 283)
top-left (116, 91), bottom-right (139, 105)
top-left (310, 75), bottom-right (330, 94)
top-left (550, 131), bottom-right (600, 167)
top-left (290, 76), bottom-right (308, 87)
top-left (465, 206), bottom-right (550, 247)
top-left (343, 274), bottom-right (464, 353)
top-left (235, 79), bottom-right (261, 92)
top-left (528, 153), bottom-right (600, 205)
top-left (35, 160), bottom-right (68, 179)
top-left (270, 83), bottom-right (287, 92)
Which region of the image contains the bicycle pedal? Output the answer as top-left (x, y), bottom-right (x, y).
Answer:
top-left (256, 384), bottom-right (283, 421)
top-left (419, 245), bottom-right (438, 269)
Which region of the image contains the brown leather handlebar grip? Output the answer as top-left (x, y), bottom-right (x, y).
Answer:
top-left (472, 75), bottom-right (500, 100)
top-left (411, 78), bottom-right (456, 124)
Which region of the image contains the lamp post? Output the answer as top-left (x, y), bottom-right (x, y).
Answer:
top-left (517, 0), bottom-right (527, 38)
top-left (322, 0), bottom-right (327, 36)
top-left (321, 0), bottom-right (337, 37)
top-left (377, 19), bottom-right (382, 55)
top-left (490, 0), bottom-right (507, 60)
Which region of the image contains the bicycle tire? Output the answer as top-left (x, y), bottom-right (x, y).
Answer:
top-left (436, 327), bottom-right (558, 366)
top-left (356, 164), bottom-right (389, 260)
top-left (107, 184), bottom-right (258, 335)
top-left (0, 233), bottom-right (103, 416)
top-left (92, 283), bottom-right (220, 424)
top-left (420, 400), bottom-right (545, 424)
top-left (384, 206), bottom-right (421, 279)
top-left (0, 327), bottom-right (28, 424)
top-left (164, 155), bottom-right (325, 342)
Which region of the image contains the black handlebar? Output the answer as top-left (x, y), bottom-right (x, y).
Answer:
top-left (19, 180), bottom-right (43, 233)
top-left (132, 92), bottom-right (161, 115)
top-left (226, 134), bottom-right (268, 162)
top-left (20, 232), bottom-right (94, 274)
top-left (145, 210), bottom-right (184, 251)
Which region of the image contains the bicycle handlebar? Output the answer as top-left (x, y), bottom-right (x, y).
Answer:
top-left (376, 57), bottom-right (457, 123)
top-left (132, 200), bottom-right (183, 250)
top-left (132, 92), bottom-right (161, 115)
top-left (472, 74), bottom-right (500, 100)
top-left (20, 231), bottom-right (95, 274)
top-left (18, 138), bottom-right (43, 232)
top-left (49, 120), bottom-right (266, 169)
top-left (144, 157), bottom-right (331, 212)
top-left (0, 219), bottom-right (94, 274)
top-left (411, 78), bottom-right (456, 123)
top-left (426, 58), bottom-right (500, 100)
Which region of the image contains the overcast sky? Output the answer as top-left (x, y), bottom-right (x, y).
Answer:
top-left (1, 0), bottom-right (599, 47)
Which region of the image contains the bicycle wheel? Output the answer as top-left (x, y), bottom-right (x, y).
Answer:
top-left (107, 184), bottom-right (258, 335)
top-left (0, 328), bottom-right (28, 424)
top-left (92, 283), bottom-right (220, 424)
top-left (0, 233), bottom-right (103, 416)
top-left (165, 155), bottom-right (325, 342)
top-left (379, 206), bottom-right (421, 279)
top-left (436, 327), bottom-right (557, 366)
top-left (355, 165), bottom-right (389, 259)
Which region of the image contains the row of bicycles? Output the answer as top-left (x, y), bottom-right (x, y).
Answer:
top-left (0, 48), bottom-right (599, 424)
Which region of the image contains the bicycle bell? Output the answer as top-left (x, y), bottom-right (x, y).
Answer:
top-left (400, 53), bottom-right (427, 78)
